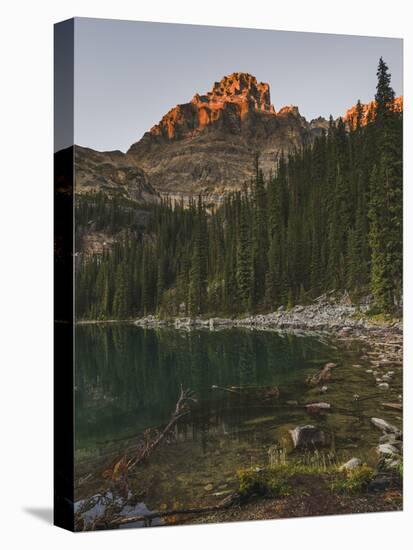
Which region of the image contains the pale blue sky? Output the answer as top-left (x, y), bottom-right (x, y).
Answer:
top-left (72, 17), bottom-right (403, 153)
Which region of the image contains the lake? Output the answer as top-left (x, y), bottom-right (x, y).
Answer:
top-left (74, 324), bottom-right (402, 515)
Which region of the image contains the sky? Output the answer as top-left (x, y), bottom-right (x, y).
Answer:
top-left (69, 17), bottom-right (402, 153)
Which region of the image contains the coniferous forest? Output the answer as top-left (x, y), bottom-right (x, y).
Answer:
top-left (75, 59), bottom-right (402, 320)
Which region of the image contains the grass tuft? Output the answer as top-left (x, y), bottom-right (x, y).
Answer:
top-left (237, 463), bottom-right (339, 500)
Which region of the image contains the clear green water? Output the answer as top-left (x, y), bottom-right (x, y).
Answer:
top-left (75, 324), bottom-right (402, 512)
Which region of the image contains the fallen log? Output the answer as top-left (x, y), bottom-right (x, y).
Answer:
top-left (211, 384), bottom-right (241, 394)
top-left (106, 493), bottom-right (240, 528)
top-left (127, 386), bottom-right (197, 470)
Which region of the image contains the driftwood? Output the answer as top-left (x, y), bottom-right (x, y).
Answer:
top-left (106, 493), bottom-right (240, 529)
top-left (82, 389), bottom-right (196, 490)
top-left (211, 384), bottom-right (242, 395)
top-left (211, 384), bottom-right (280, 399)
top-left (127, 386), bottom-right (197, 471)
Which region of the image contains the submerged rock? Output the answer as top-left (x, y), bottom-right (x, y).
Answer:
top-left (306, 363), bottom-right (336, 387)
top-left (289, 425), bottom-right (327, 449)
top-left (305, 402), bottom-right (331, 414)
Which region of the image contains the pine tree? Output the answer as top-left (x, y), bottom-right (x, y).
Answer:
top-left (188, 196), bottom-right (208, 315)
top-left (368, 164), bottom-right (392, 310)
top-left (251, 163), bottom-right (268, 307)
top-left (236, 198), bottom-right (252, 310)
top-left (368, 57), bottom-right (402, 310)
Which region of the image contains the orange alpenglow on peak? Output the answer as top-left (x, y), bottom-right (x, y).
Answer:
top-left (191, 72), bottom-right (275, 114)
top-left (149, 72), bottom-right (276, 139)
top-left (277, 105), bottom-right (301, 117)
top-left (343, 96), bottom-right (403, 129)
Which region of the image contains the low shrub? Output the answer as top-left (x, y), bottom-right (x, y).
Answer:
top-left (236, 467), bottom-right (291, 499)
top-left (330, 464), bottom-right (374, 494)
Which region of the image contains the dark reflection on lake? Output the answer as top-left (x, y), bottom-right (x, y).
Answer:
top-left (74, 324), bottom-right (402, 510)
top-left (75, 325), bottom-right (334, 448)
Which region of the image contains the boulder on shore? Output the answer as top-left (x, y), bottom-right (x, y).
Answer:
top-left (377, 443), bottom-right (399, 458)
top-left (340, 458), bottom-right (362, 471)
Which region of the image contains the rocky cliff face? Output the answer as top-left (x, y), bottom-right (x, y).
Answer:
top-left (75, 146), bottom-right (159, 203)
top-left (127, 73), bottom-right (327, 195)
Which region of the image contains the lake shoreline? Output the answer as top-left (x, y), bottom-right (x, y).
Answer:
top-left (132, 300), bottom-right (402, 337)
top-left (77, 301), bottom-right (402, 335)
top-left (76, 291), bottom-right (403, 335)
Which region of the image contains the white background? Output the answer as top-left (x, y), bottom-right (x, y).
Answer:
top-left (0, 0), bottom-right (411, 548)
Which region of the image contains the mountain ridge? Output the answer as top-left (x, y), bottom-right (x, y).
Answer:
top-left (126, 72), bottom-right (328, 195)
top-left (75, 72), bottom-right (403, 199)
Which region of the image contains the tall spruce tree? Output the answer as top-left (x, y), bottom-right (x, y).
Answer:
top-left (368, 57), bottom-right (402, 310)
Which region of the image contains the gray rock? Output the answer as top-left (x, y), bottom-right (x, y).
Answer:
top-left (377, 443), bottom-right (399, 457)
top-left (379, 433), bottom-right (401, 446)
top-left (340, 458), bottom-right (362, 471)
top-left (289, 425), bottom-right (327, 449)
top-left (378, 382), bottom-right (389, 389)
top-left (371, 417), bottom-right (401, 436)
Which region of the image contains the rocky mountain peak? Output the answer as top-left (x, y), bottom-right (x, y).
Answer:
top-left (146, 73), bottom-right (275, 141)
top-left (193, 72), bottom-right (274, 114)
